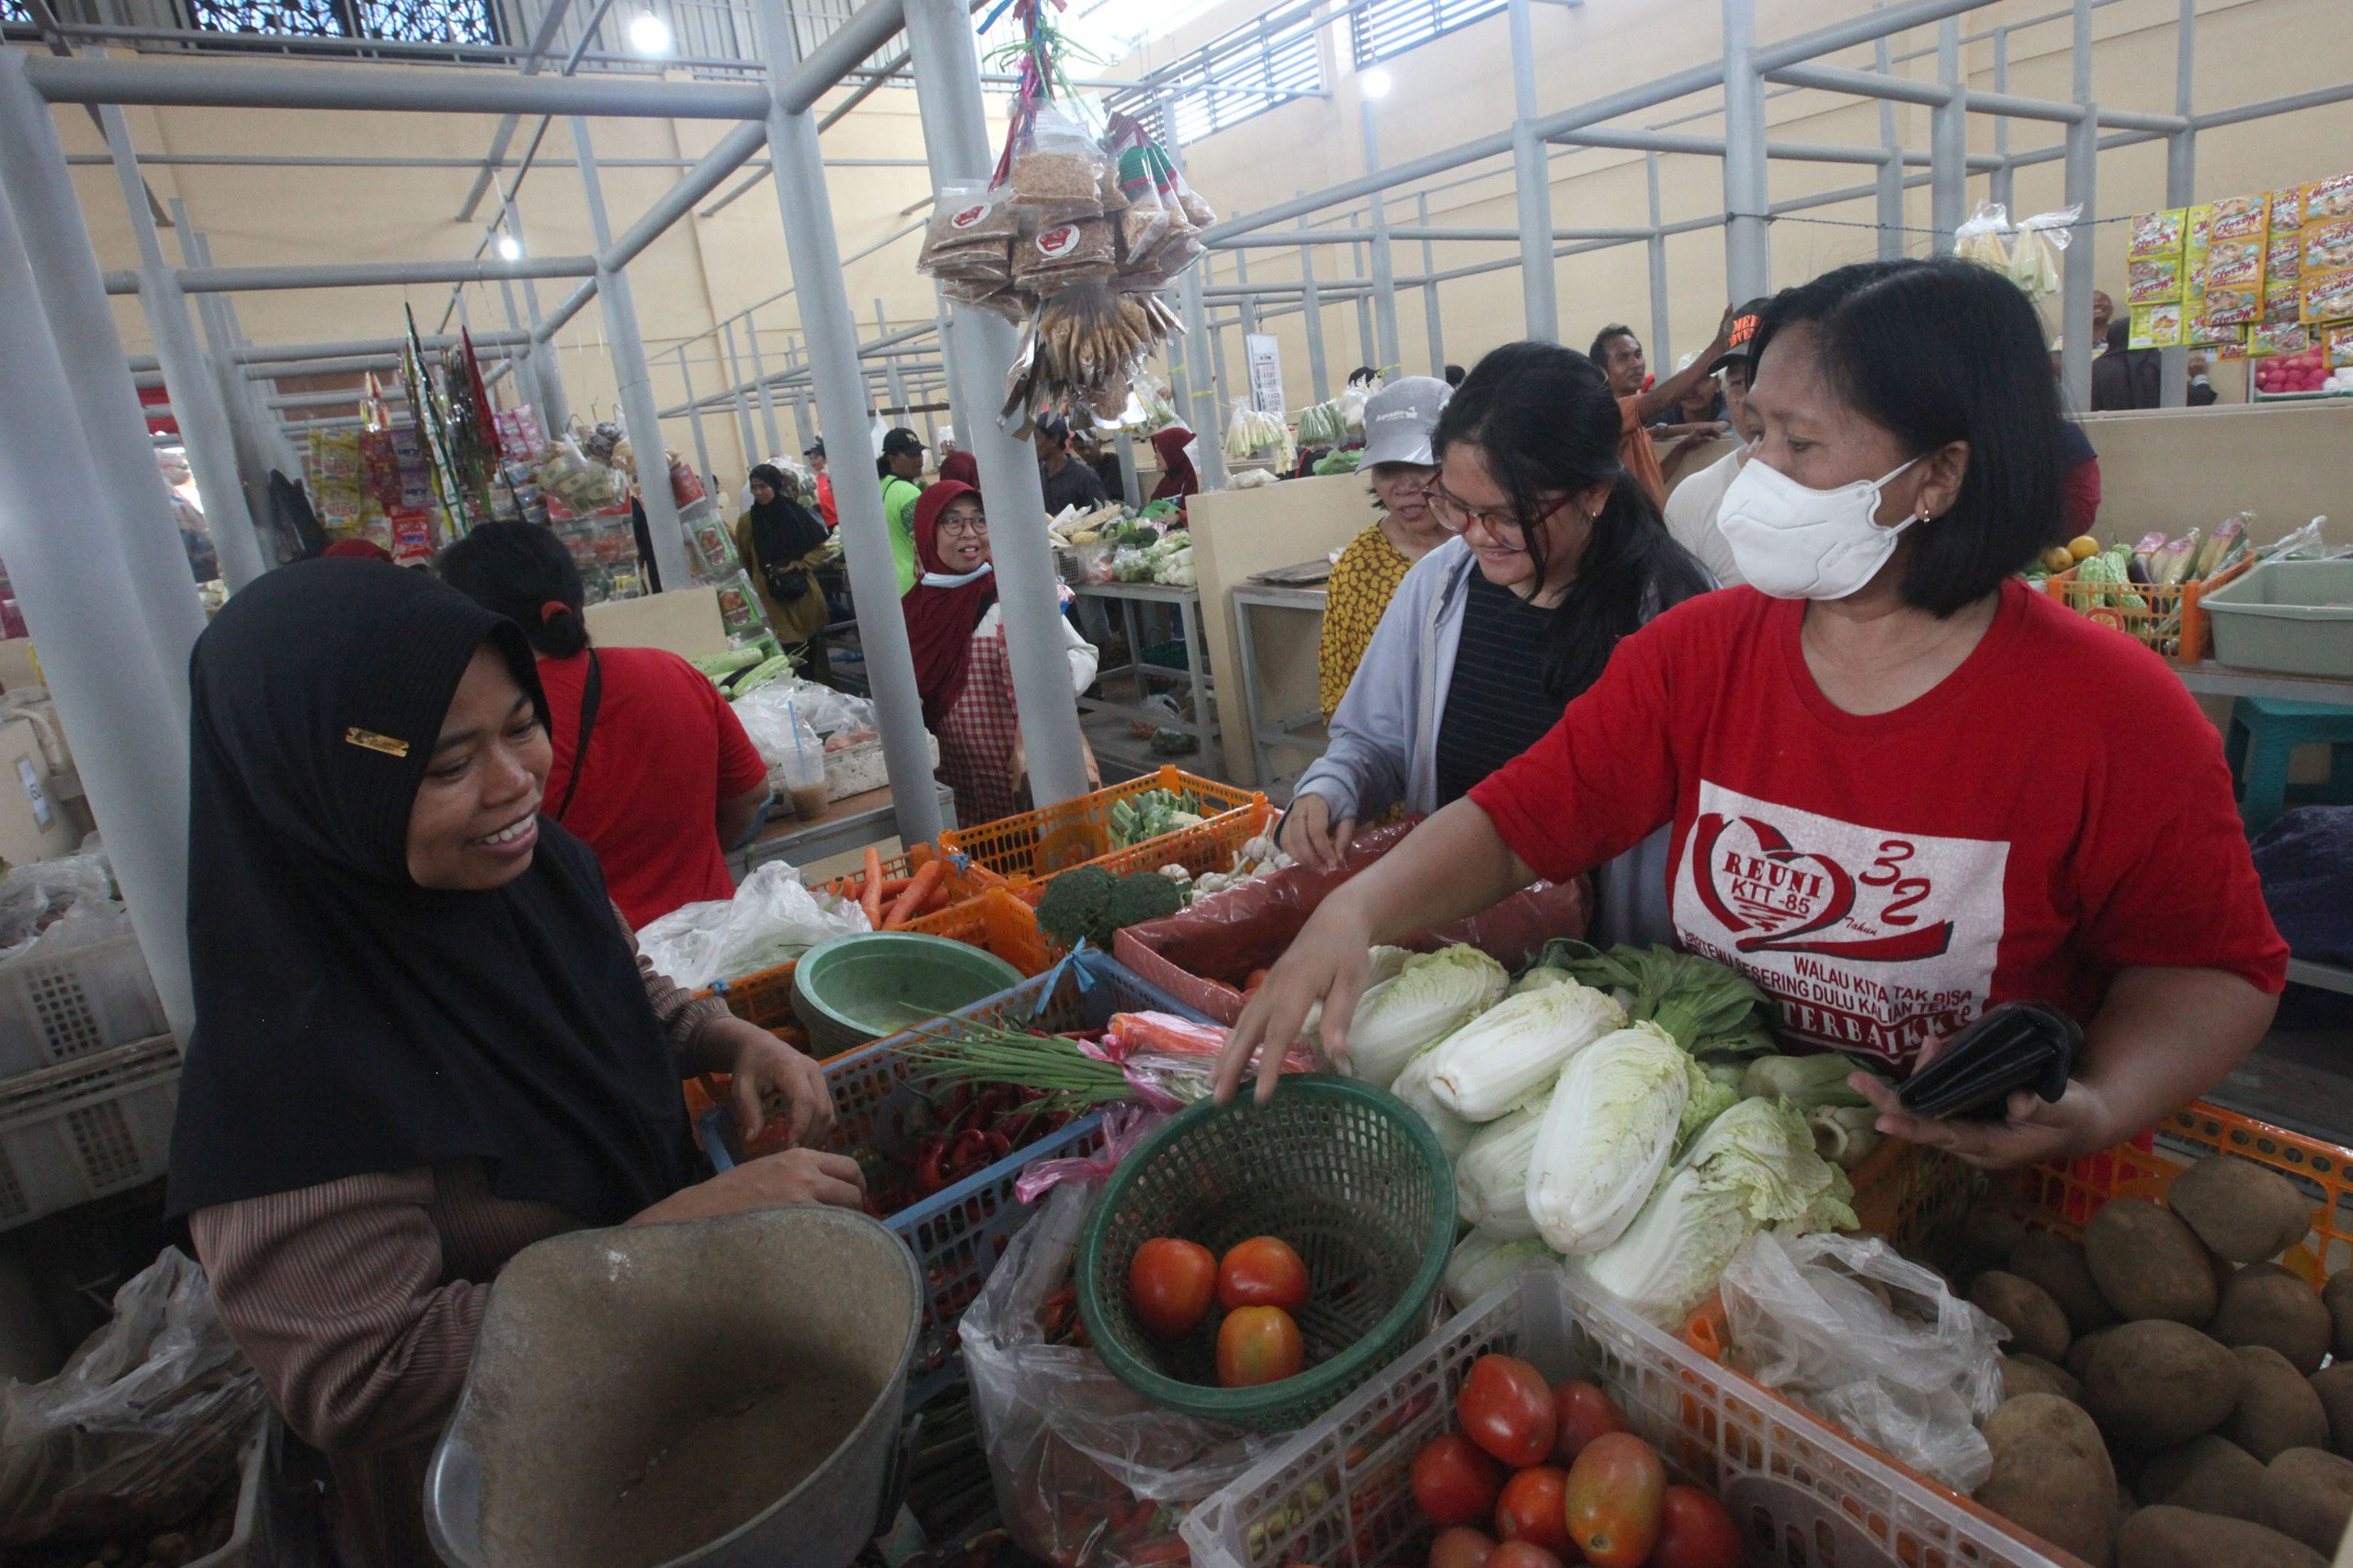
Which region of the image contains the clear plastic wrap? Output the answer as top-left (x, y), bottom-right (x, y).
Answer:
top-left (0, 1249), bottom-right (263, 1546)
top-left (0, 847), bottom-right (120, 960)
top-left (1718, 1230), bottom-right (2007, 1493)
top-left (632, 860), bottom-right (869, 988)
top-left (1007, 104), bottom-right (1111, 226)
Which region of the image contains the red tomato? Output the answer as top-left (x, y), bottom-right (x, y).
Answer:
top-left (1457, 1355), bottom-right (1558, 1468)
top-left (1216, 1305), bottom-right (1304, 1387)
top-left (1482, 1542), bottom-right (1563, 1568)
top-left (1563, 1433), bottom-right (1666, 1568)
top-left (1492, 1465), bottom-right (1570, 1556)
top-left (1128, 1238), bottom-right (1216, 1340)
top-left (1652, 1485), bottom-right (1744, 1568)
top-left (1427, 1525), bottom-right (1496, 1568)
top-left (1219, 1236), bottom-right (1311, 1312)
top-left (1552, 1381), bottom-right (1627, 1464)
top-left (1409, 1435), bottom-right (1505, 1528)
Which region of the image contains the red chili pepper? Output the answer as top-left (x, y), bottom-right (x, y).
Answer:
top-left (916, 1137), bottom-right (949, 1196)
top-left (983, 1129), bottom-right (1012, 1160)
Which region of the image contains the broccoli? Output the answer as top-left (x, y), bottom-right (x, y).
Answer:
top-left (1107, 870), bottom-right (1187, 934)
top-left (1036, 865), bottom-right (1117, 949)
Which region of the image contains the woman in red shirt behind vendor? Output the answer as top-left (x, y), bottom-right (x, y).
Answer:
top-left (1216, 257), bottom-right (2286, 1172)
top-left (439, 522), bottom-right (771, 928)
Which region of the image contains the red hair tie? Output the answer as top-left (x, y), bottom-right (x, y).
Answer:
top-left (540, 601), bottom-right (573, 623)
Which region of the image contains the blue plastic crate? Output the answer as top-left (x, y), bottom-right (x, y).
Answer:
top-left (698, 947), bottom-right (1216, 1406)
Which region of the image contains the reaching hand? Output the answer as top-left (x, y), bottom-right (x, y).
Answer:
top-left (711, 1016), bottom-right (835, 1147)
top-left (1276, 792), bottom-right (1357, 874)
top-left (1213, 898), bottom-right (1373, 1104)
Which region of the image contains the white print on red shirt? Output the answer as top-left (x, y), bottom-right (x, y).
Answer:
top-left (1672, 780), bottom-right (2011, 1066)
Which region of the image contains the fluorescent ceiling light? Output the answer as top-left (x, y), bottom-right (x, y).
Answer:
top-left (1361, 66), bottom-right (1393, 98)
top-left (495, 234), bottom-right (523, 261)
top-left (628, 11), bottom-right (672, 55)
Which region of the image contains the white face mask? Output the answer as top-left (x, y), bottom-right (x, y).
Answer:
top-left (1716, 448), bottom-right (1925, 600)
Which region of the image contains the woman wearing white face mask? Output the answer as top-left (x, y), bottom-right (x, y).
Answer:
top-left (1219, 258), bottom-right (2286, 1175)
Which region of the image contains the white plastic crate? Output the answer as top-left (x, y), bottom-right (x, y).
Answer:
top-left (0, 1035), bottom-right (178, 1232)
top-left (0, 931), bottom-right (170, 1079)
top-left (1183, 1266), bottom-right (2073, 1568)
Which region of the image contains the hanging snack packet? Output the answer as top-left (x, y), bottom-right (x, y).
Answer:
top-left (2302, 271), bottom-right (2353, 326)
top-left (2304, 174), bottom-right (2353, 227)
top-left (2128, 208), bottom-right (2186, 259)
top-left (2269, 231), bottom-right (2303, 284)
top-left (2271, 187), bottom-right (2306, 232)
top-left (921, 179), bottom-right (1021, 290)
top-left (2127, 254), bottom-right (2183, 304)
top-left (2204, 235), bottom-right (2265, 291)
top-left (2304, 217), bottom-right (2353, 276)
top-left (2204, 285), bottom-right (2260, 328)
top-left (1013, 217), bottom-right (1118, 293)
top-left (1104, 117), bottom-right (1172, 267)
top-left (714, 571), bottom-right (766, 639)
top-left (2209, 192), bottom-right (2268, 242)
top-left (1007, 104), bottom-right (1110, 226)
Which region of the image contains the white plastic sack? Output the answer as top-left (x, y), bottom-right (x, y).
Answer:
top-left (634, 861), bottom-right (869, 991)
top-left (1719, 1230), bottom-right (2006, 1493)
top-left (0, 847), bottom-right (126, 961)
top-left (962, 1182), bottom-right (1276, 1567)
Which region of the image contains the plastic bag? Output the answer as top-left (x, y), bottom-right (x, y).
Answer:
top-left (1110, 819), bottom-right (1592, 1026)
top-left (1718, 1230), bottom-right (2006, 1493)
top-left (0, 1249), bottom-right (264, 1545)
top-left (1007, 104), bottom-right (1110, 226)
top-left (961, 1181), bottom-right (1276, 1567)
top-left (1953, 201), bottom-right (2013, 270)
top-left (0, 846), bottom-right (122, 960)
top-left (2007, 206), bottom-right (2079, 301)
top-left (634, 860), bottom-right (869, 989)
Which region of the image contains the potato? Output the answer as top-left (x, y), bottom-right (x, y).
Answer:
top-left (2003, 1353), bottom-right (2083, 1404)
top-left (2069, 1323), bottom-right (2122, 1383)
top-left (2086, 1199), bottom-right (2218, 1325)
top-left (2311, 1364), bottom-right (2353, 1460)
top-left (2132, 1434), bottom-right (2265, 1520)
top-left (2263, 1447), bottom-right (2353, 1555)
top-left (2225, 1346), bottom-right (2332, 1463)
top-left (2211, 1263), bottom-right (2333, 1375)
top-left (2115, 1505), bottom-right (2327, 1568)
top-left (1963, 1205), bottom-right (2029, 1274)
top-left (2011, 1229), bottom-right (2115, 1336)
top-left (2083, 1320), bottom-right (2244, 1449)
top-left (2167, 1155), bottom-right (2313, 1265)
top-left (1976, 1393), bottom-right (2117, 1568)
top-left (2324, 1272), bottom-right (2353, 1361)
top-left (1970, 1271), bottom-right (2074, 1363)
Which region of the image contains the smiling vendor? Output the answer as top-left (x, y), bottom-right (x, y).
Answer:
top-left (1217, 257), bottom-right (2286, 1173)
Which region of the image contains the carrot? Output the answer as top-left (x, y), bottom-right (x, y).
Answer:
top-left (916, 884), bottom-right (954, 915)
top-left (861, 846), bottom-right (885, 928)
top-left (884, 859), bottom-right (948, 929)
top-left (1106, 1011), bottom-right (1231, 1058)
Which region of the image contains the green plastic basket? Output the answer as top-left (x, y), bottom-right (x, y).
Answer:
top-left (790, 932), bottom-right (1025, 1058)
top-left (1075, 1077), bottom-right (1457, 1433)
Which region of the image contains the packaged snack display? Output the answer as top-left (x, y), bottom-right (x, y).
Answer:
top-left (2203, 284), bottom-right (2259, 327)
top-left (688, 511), bottom-right (740, 579)
top-left (2301, 268), bottom-right (2353, 325)
top-left (2127, 255), bottom-right (2183, 304)
top-left (2203, 235), bottom-right (2264, 290)
top-left (2328, 325), bottom-right (2353, 369)
top-left (2190, 314), bottom-right (2245, 348)
top-left (2129, 301), bottom-right (2183, 349)
top-left (713, 571), bottom-right (766, 639)
top-left (494, 405), bottom-right (547, 464)
top-left (2251, 321), bottom-right (2313, 356)
top-left (2217, 334), bottom-right (2252, 360)
top-left (2267, 278), bottom-right (2302, 324)
top-left (2305, 173), bottom-right (2353, 226)
top-left (669, 457), bottom-right (705, 509)
top-left (2209, 191), bottom-right (2268, 241)
top-left (2304, 217), bottom-right (2353, 275)
top-left (2128, 208), bottom-right (2187, 258)
top-left (1006, 105), bottom-right (1110, 226)
top-left (2270, 187), bottom-right (2306, 231)
top-left (2268, 230), bottom-right (2303, 283)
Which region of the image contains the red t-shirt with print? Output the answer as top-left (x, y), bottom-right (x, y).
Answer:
top-left (1467, 581), bottom-right (2286, 1071)
top-left (538, 645), bottom-right (768, 929)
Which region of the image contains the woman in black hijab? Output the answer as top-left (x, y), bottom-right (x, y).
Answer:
top-left (733, 461), bottom-right (833, 679)
top-left (168, 559), bottom-right (859, 1567)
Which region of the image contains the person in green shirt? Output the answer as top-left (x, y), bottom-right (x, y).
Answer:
top-left (878, 427), bottom-right (927, 595)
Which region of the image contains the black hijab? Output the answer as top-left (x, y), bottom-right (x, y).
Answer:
top-left (165, 559), bottom-right (696, 1224)
top-left (746, 462), bottom-right (829, 575)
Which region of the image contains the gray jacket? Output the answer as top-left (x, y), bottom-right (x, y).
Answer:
top-left (1291, 537), bottom-right (1677, 948)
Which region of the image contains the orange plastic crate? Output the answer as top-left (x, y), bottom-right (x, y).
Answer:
top-left (2041, 552), bottom-right (2253, 664)
top-left (903, 886), bottom-right (1054, 978)
top-left (938, 764), bottom-right (1266, 881)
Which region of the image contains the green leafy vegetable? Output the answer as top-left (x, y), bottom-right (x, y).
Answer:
top-left (1343, 945), bottom-right (1509, 1090)
top-left (1530, 941), bottom-right (1775, 1059)
top-left (1524, 1021), bottom-right (1690, 1254)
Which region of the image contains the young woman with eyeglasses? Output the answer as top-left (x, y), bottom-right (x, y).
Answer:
top-left (1279, 342), bottom-right (1713, 949)
top-left (901, 481), bottom-right (1100, 825)
top-left (1222, 259), bottom-right (2284, 1176)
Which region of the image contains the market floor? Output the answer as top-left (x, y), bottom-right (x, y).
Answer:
top-left (2211, 1026), bottom-right (2353, 1142)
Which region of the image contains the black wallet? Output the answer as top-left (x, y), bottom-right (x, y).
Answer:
top-left (1896, 1001), bottom-right (2083, 1121)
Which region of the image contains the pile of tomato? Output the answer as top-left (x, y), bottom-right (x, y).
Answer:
top-left (1129, 1234), bottom-right (1313, 1388)
top-left (1409, 1356), bottom-right (1742, 1568)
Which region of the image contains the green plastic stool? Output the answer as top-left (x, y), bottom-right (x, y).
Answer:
top-left (2226, 698), bottom-right (2353, 834)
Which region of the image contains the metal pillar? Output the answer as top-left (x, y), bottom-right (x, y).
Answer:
top-left (1360, 103), bottom-right (1401, 376)
top-left (1644, 153), bottom-right (1671, 371)
top-left (97, 108), bottom-right (268, 589)
top-left (791, 381), bottom-right (816, 454)
top-left (1989, 28), bottom-right (2015, 214)
top-left (0, 52), bottom-right (205, 688)
top-left (1349, 220), bottom-right (1376, 370)
top-left (1233, 250), bottom-right (1258, 335)
top-left (744, 314), bottom-right (784, 458)
top-left (1156, 94), bottom-right (1227, 489)
top-left (676, 346), bottom-right (713, 483)
top-left (1299, 220), bottom-right (1330, 402)
top-left (1418, 192), bottom-right (1444, 374)
top-left (756, 0), bottom-right (943, 840)
top-left (1930, 18), bottom-right (1967, 254)
top-left (173, 217), bottom-right (283, 562)
top-left (875, 302), bottom-right (910, 421)
top-left (721, 321), bottom-right (760, 472)
top-left (1720, 0), bottom-right (1771, 301)
top-left (1114, 430), bottom-right (1142, 508)
top-left (1507, 0), bottom-right (1557, 343)
top-left (502, 190), bottom-right (570, 429)
top-left (0, 163), bottom-right (197, 1038)
top-left (1874, 35), bottom-right (1906, 260)
top-left (2060, 114), bottom-right (2097, 412)
top-left (569, 117), bottom-right (691, 592)
top-left (2159, 0), bottom-right (2195, 407)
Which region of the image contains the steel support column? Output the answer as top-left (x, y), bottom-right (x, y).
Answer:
top-left (721, 322), bottom-right (759, 473)
top-left (504, 192), bottom-right (570, 429)
top-left (1360, 102), bottom-right (1402, 375)
top-left (755, 0), bottom-right (941, 841)
top-left (1157, 95), bottom-right (1226, 489)
top-left (1989, 28), bottom-right (2015, 213)
top-left (745, 315), bottom-right (784, 458)
top-left (1299, 223), bottom-right (1330, 403)
top-left (1645, 153), bottom-right (1671, 369)
top-left (2060, 111), bottom-right (2098, 412)
top-left (569, 117), bottom-right (690, 592)
top-left (98, 107), bottom-right (267, 589)
top-left (1930, 19), bottom-right (1968, 253)
top-left (172, 213), bottom-right (282, 558)
top-left (0, 164), bottom-right (197, 1037)
top-left (1506, 0), bottom-right (1557, 343)
top-left (1418, 192), bottom-right (1443, 374)
top-left (1874, 35), bottom-right (1906, 259)
top-left (1720, 0), bottom-right (1771, 301)
top-left (676, 347), bottom-right (713, 483)
top-left (2160, 0), bottom-right (2195, 408)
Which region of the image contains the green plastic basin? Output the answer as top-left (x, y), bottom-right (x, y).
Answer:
top-left (790, 932), bottom-right (1025, 1057)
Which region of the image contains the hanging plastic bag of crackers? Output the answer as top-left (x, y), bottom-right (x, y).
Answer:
top-left (1006, 102), bottom-right (1110, 228)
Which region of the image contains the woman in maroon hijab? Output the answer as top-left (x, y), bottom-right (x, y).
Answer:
top-left (1148, 426), bottom-right (1199, 502)
top-left (901, 481), bottom-right (1098, 824)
